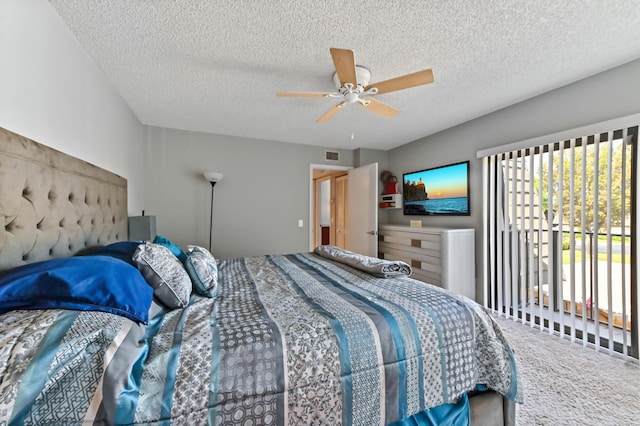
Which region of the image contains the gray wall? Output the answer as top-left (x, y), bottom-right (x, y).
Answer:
top-left (143, 126), bottom-right (354, 259)
top-left (354, 148), bottom-right (389, 170)
top-left (0, 0), bottom-right (145, 214)
top-left (387, 58), bottom-right (640, 303)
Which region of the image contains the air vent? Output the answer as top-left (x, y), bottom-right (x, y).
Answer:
top-left (325, 150), bottom-right (340, 162)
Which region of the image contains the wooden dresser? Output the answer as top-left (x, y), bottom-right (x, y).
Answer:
top-left (378, 224), bottom-right (475, 299)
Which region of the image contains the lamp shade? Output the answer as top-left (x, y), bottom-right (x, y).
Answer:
top-left (128, 215), bottom-right (157, 241)
top-left (204, 172), bottom-right (223, 183)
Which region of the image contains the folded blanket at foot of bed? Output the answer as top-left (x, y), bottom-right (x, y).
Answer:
top-left (314, 244), bottom-right (412, 278)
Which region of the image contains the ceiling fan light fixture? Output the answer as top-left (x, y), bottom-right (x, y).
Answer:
top-left (345, 92), bottom-right (360, 103)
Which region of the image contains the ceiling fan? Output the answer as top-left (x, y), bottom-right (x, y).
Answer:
top-left (276, 48), bottom-right (434, 123)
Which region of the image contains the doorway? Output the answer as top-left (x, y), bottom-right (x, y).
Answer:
top-left (309, 164), bottom-right (351, 251)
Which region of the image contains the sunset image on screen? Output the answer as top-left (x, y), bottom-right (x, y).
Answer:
top-left (403, 162), bottom-right (469, 215)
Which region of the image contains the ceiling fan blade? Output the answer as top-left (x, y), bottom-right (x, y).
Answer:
top-left (276, 91), bottom-right (330, 97)
top-left (330, 48), bottom-right (357, 86)
top-left (358, 98), bottom-right (399, 119)
top-left (365, 69), bottom-right (434, 95)
top-left (316, 102), bottom-right (346, 123)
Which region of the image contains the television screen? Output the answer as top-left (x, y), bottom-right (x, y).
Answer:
top-left (403, 161), bottom-right (470, 215)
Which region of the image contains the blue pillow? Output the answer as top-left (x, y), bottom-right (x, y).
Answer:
top-left (0, 256), bottom-right (154, 324)
top-left (90, 241), bottom-right (142, 266)
top-left (153, 235), bottom-right (187, 264)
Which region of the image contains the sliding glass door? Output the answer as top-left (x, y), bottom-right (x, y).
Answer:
top-left (482, 125), bottom-right (638, 359)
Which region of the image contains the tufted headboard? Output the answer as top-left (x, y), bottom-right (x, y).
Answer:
top-left (0, 127), bottom-right (128, 272)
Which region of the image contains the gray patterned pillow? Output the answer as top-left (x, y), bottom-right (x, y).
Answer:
top-left (132, 243), bottom-right (191, 309)
top-left (184, 245), bottom-right (218, 298)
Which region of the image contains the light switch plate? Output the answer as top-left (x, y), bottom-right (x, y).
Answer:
top-left (410, 220), bottom-right (422, 228)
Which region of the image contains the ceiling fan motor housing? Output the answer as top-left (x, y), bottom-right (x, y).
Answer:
top-left (333, 65), bottom-right (371, 89)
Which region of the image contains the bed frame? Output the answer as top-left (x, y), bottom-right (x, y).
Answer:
top-left (471, 391), bottom-right (515, 426)
top-left (0, 126), bottom-right (514, 425)
top-left (0, 127), bottom-right (127, 272)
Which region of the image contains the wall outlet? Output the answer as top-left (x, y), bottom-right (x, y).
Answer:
top-left (410, 220), bottom-right (422, 228)
top-left (298, 219), bottom-right (304, 228)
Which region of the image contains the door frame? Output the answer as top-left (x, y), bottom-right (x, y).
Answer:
top-left (334, 173), bottom-right (349, 249)
top-left (309, 163), bottom-right (352, 251)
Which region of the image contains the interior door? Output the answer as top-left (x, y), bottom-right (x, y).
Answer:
top-left (347, 162), bottom-right (378, 256)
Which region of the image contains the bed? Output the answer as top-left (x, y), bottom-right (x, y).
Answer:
top-left (0, 127), bottom-right (521, 425)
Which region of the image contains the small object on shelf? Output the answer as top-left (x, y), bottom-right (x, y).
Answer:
top-left (381, 171), bottom-right (400, 195)
top-left (380, 170), bottom-right (393, 183)
top-left (384, 176), bottom-right (399, 195)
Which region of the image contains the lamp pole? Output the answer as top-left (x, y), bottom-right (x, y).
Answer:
top-left (209, 180), bottom-right (216, 252)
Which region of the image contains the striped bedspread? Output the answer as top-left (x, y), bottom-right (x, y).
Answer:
top-left (0, 253), bottom-right (520, 425)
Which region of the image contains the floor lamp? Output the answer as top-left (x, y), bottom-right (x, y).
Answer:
top-left (203, 172), bottom-right (223, 252)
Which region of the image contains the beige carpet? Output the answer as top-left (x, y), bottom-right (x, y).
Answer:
top-left (492, 315), bottom-right (640, 425)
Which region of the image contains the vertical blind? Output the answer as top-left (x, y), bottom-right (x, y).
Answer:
top-left (480, 122), bottom-right (638, 360)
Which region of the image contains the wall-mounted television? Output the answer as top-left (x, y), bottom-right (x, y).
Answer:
top-left (403, 161), bottom-right (470, 216)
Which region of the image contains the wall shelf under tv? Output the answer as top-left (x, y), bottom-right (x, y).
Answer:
top-left (379, 193), bottom-right (402, 209)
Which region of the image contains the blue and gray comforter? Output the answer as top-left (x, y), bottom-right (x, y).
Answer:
top-left (0, 253), bottom-right (521, 425)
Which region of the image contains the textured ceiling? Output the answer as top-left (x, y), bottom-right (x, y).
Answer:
top-left (49, 0), bottom-right (640, 150)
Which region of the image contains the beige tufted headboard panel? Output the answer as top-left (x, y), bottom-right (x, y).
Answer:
top-left (0, 127), bottom-right (128, 272)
